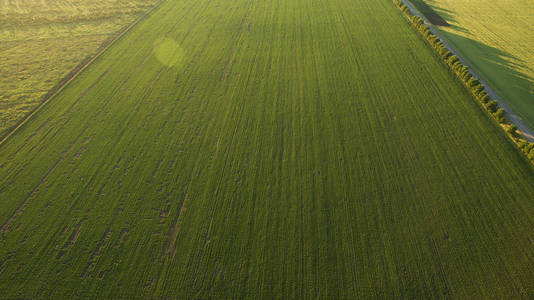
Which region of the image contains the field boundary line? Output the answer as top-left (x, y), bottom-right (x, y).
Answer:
top-left (0, 0), bottom-right (167, 147)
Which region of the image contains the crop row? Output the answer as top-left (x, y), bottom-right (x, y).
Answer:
top-left (393, 0), bottom-right (534, 164)
top-left (1, 0), bottom-right (534, 297)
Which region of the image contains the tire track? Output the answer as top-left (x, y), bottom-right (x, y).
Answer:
top-left (0, 125), bottom-right (91, 234)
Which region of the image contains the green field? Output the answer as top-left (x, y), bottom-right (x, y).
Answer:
top-left (420, 0), bottom-right (534, 129)
top-left (0, 0), bottom-right (159, 137)
top-left (1, 0), bottom-right (534, 298)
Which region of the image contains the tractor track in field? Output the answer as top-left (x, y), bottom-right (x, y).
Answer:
top-left (0, 0), bottom-right (168, 147)
top-left (0, 124), bottom-right (92, 234)
top-left (164, 192), bottom-right (191, 259)
top-left (402, 0), bottom-right (534, 142)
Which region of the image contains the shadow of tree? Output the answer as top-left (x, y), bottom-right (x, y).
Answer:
top-left (438, 30), bottom-right (534, 130)
top-left (423, 0), bottom-right (468, 33)
top-left (408, 0), bottom-right (450, 26)
top-left (414, 0), bottom-right (534, 131)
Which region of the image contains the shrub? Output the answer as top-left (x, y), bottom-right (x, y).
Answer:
top-left (478, 93), bottom-right (490, 104)
top-left (467, 77), bottom-right (480, 88)
top-left (451, 61), bottom-right (462, 72)
top-left (485, 100), bottom-right (498, 113)
top-left (414, 17), bottom-right (424, 26)
top-left (507, 124), bottom-right (518, 136)
top-left (493, 108), bottom-right (506, 123)
top-left (526, 144), bottom-right (534, 160)
top-left (448, 55), bottom-right (459, 65)
top-left (463, 73), bottom-right (472, 82)
top-left (472, 84), bottom-right (484, 95)
top-left (457, 67), bottom-right (470, 80)
top-left (441, 49), bottom-right (452, 60)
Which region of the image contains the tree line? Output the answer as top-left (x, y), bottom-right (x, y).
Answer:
top-left (393, 0), bottom-right (534, 163)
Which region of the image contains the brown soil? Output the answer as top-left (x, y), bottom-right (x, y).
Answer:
top-left (164, 192), bottom-right (190, 258)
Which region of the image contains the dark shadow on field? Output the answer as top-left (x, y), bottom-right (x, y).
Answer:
top-left (424, 0), bottom-right (456, 21)
top-left (422, 0), bottom-right (469, 34)
top-left (408, 0), bottom-right (450, 26)
top-left (410, 0), bottom-right (534, 130)
top-left (441, 31), bottom-right (533, 96)
top-left (439, 30), bottom-right (534, 130)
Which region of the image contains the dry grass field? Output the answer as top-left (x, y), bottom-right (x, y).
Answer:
top-left (0, 0), bottom-right (159, 137)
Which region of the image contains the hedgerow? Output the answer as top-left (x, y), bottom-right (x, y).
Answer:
top-left (393, 0), bottom-right (534, 164)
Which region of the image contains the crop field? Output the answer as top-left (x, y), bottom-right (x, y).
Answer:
top-left (1, 0), bottom-right (534, 298)
top-left (419, 0), bottom-right (534, 129)
top-left (0, 0), bottom-right (159, 137)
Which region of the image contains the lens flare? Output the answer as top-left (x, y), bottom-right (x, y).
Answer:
top-left (153, 38), bottom-right (184, 68)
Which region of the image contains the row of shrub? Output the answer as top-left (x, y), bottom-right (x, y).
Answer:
top-left (393, 0), bottom-right (534, 164)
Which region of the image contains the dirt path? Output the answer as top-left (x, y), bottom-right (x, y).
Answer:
top-left (402, 0), bottom-right (534, 142)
